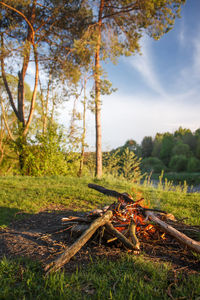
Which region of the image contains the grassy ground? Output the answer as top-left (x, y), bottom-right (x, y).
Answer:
top-left (0, 176), bottom-right (200, 299)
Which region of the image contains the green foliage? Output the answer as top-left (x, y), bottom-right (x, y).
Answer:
top-left (187, 157), bottom-right (200, 173)
top-left (119, 148), bottom-right (143, 183)
top-left (169, 155), bottom-right (187, 172)
top-left (159, 134), bottom-right (174, 166)
top-left (172, 142), bottom-right (190, 157)
top-left (195, 137), bottom-right (200, 159)
top-left (141, 157), bottom-right (167, 173)
top-left (141, 136), bottom-right (153, 157)
top-left (103, 150), bottom-right (120, 177)
top-left (22, 125), bottom-right (79, 176)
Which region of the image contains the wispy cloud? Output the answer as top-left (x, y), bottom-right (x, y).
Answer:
top-left (178, 18), bottom-right (186, 46)
top-left (128, 37), bottom-right (167, 97)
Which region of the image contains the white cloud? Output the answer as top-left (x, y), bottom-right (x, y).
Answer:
top-left (178, 19), bottom-right (186, 46)
top-left (128, 37), bottom-right (167, 98)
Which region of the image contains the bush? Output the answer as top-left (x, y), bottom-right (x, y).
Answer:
top-left (169, 155), bottom-right (187, 172)
top-left (22, 125), bottom-right (79, 176)
top-left (187, 157), bottom-right (200, 172)
top-left (119, 148), bottom-right (143, 183)
top-left (172, 142), bottom-right (190, 157)
top-left (141, 157), bottom-right (167, 173)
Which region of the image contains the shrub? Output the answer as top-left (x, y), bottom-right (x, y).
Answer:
top-left (169, 155), bottom-right (187, 172)
top-left (172, 142), bottom-right (190, 157)
top-left (187, 157), bottom-right (200, 172)
top-left (119, 148), bottom-right (144, 183)
top-left (103, 150), bottom-right (120, 177)
top-left (141, 157), bottom-right (167, 173)
top-left (22, 125), bottom-right (79, 176)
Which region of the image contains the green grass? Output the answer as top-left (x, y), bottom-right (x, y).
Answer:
top-left (0, 255), bottom-right (199, 300)
top-left (0, 175), bottom-right (200, 299)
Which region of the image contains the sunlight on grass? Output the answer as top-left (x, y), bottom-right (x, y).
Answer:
top-left (0, 176), bottom-right (200, 226)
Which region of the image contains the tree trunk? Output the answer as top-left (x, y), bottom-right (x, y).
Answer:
top-left (94, 0), bottom-right (104, 178)
top-left (78, 77), bottom-right (87, 177)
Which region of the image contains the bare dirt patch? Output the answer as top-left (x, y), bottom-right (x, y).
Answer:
top-left (0, 209), bottom-right (199, 274)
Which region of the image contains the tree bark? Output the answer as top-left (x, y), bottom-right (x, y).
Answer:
top-left (45, 210), bottom-right (113, 274)
top-left (94, 0), bottom-right (104, 178)
top-left (145, 211), bottom-right (200, 254)
top-left (78, 77), bottom-right (87, 177)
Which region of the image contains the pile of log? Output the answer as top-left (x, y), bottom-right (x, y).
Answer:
top-left (45, 184), bottom-right (200, 274)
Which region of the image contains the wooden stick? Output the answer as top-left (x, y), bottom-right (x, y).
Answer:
top-left (88, 183), bottom-right (135, 204)
top-left (105, 222), bottom-right (138, 250)
top-left (88, 183), bottom-right (166, 214)
top-left (45, 210), bottom-right (113, 274)
top-left (129, 220), bottom-right (140, 250)
top-left (145, 211), bottom-right (200, 254)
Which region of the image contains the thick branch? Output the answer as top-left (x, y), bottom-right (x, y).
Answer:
top-left (88, 183), bottom-right (135, 204)
top-left (45, 210), bottom-right (113, 274)
top-left (23, 43), bottom-right (38, 135)
top-left (1, 34), bottom-right (19, 120)
top-left (105, 221), bottom-right (138, 250)
top-left (145, 211), bottom-right (200, 254)
top-left (0, 97), bottom-right (14, 140)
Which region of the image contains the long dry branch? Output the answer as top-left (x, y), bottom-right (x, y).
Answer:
top-left (145, 211), bottom-right (200, 254)
top-left (88, 183), bottom-right (166, 214)
top-left (45, 210), bottom-right (113, 274)
top-left (88, 183), bottom-right (135, 204)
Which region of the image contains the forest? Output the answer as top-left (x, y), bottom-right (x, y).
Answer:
top-left (118, 126), bottom-right (200, 174)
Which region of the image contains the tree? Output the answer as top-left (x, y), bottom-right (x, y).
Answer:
top-left (172, 142), bottom-right (190, 157)
top-left (120, 148), bottom-right (143, 183)
top-left (159, 133), bottom-right (174, 166)
top-left (152, 133), bottom-right (163, 158)
top-left (81, 0), bottom-right (185, 178)
top-left (169, 155), bottom-right (187, 172)
top-left (141, 136), bottom-right (153, 157)
top-left (0, 0), bottom-right (91, 169)
top-left (187, 157), bottom-right (200, 173)
top-left (174, 127), bottom-right (196, 153)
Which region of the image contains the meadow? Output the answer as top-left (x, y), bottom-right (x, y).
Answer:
top-left (0, 176), bottom-right (200, 299)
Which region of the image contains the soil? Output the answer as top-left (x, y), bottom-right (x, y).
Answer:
top-left (0, 206), bottom-right (199, 274)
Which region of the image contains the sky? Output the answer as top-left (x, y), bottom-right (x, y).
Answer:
top-left (83, 0), bottom-right (200, 151)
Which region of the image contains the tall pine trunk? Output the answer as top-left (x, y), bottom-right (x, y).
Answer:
top-left (94, 0), bottom-right (104, 178)
top-left (78, 77), bottom-right (87, 177)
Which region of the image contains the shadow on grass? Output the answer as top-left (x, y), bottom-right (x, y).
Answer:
top-left (0, 206), bottom-right (31, 227)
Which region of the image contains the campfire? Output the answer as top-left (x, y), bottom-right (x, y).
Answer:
top-left (45, 184), bottom-right (200, 274)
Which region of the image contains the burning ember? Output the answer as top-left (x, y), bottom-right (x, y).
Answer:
top-left (45, 183), bottom-right (200, 274)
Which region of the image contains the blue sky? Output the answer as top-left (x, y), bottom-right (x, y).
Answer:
top-left (87, 0), bottom-right (200, 151)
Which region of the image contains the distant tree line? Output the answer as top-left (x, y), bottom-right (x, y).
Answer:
top-left (116, 127), bottom-right (200, 173)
